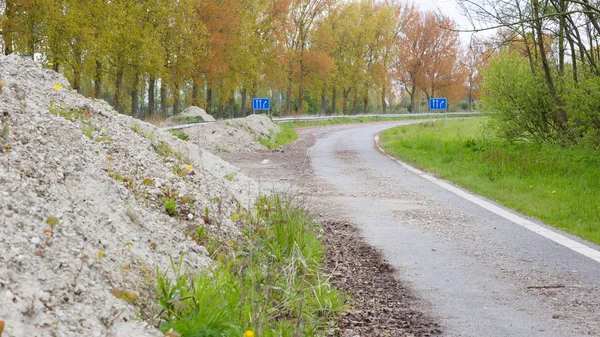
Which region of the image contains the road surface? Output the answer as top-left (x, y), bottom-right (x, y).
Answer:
top-left (224, 121), bottom-right (600, 337)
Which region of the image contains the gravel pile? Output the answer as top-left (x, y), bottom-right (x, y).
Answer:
top-left (0, 55), bottom-right (258, 337)
top-left (164, 106), bottom-right (216, 125)
top-left (185, 114), bottom-right (281, 153)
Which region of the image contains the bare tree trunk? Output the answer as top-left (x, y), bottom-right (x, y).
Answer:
top-left (532, 0), bottom-right (557, 98)
top-left (229, 97), bottom-right (235, 119)
top-left (558, 0), bottom-right (566, 75)
top-left (217, 102), bottom-right (224, 120)
top-left (331, 88), bottom-right (337, 115)
top-left (3, 0), bottom-right (15, 55)
top-left (94, 61), bottom-right (103, 99)
top-left (410, 87), bottom-right (418, 113)
top-left (73, 48), bottom-right (82, 93)
top-left (241, 88), bottom-right (247, 117)
top-left (320, 89), bottom-right (326, 115)
top-left (131, 72), bottom-right (140, 118)
top-left (285, 83), bottom-right (292, 116)
top-left (114, 67), bottom-right (124, 112)
top-left (148, 75), bottom-right (156, 115)
top-left (173, 84), bottom-right (180, 115)
top-left (160, 81), bottom-right (168, 118)
top-left (567, 34), bottom-right (578, 83)
top-left (192, 79), bottom-right (199, 106)
top-left (363, 96), bottom-right (368, 115)
top-left (206, 86), bottom-right (213, 115)
top-left (342, 88), bottom-right (350, 115)
top-left (298, 61), bottom-right (304, 115)
top-left (381, 86), bottom-right (387, 114)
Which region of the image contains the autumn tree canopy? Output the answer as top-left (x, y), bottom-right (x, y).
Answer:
top-left (0, 0), bottom-right (473, 118)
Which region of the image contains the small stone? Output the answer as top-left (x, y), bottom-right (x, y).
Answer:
top-left (5, 290), bottom-right (15, 301)
top-left (148, 188), bottom-right (161, 196)
top-left (31, 236), bottom-right (41, 245)
top-left (187, 213), bottom-right (194, 220)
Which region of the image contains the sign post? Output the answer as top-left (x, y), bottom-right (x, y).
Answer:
top-left (429, 98), bottom-right (448, 126)
top-left (252, 98), bottom-right (271, 115)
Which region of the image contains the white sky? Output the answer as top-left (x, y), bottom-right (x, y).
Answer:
top-left (415, 0), bottom-right (488, 44)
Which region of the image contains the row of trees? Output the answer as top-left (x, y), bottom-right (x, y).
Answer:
top-left (1, 0), bottom-right (478, 118)
top-left (460, 0), bottom-right (600, 147)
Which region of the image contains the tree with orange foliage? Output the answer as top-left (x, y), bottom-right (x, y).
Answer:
top-left (370, 0), bottom-right (415, 114)
top-left (281, 0), bottom-right (331, 115)
top-left (396, 11), bottom-right (464, 111)
top-left (194, 0), bottom-right (241, 118)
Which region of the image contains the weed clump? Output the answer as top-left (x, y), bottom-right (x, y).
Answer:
top-left (155, 195), bottom-right (345, 337)
top-left (163, 198), bottom-right (178, 216)
top-left (1, 123), bottom-right (9, 139)
top-left (168, 129), bottom-right (189, 141)
top-left (154, 141), bottom-right (173, 157)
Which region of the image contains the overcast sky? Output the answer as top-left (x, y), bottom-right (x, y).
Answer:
top-left (415, 0), bottom-right (485, 44)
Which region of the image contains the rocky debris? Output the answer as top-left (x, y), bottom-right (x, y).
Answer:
top-left (322, 221), bottom-right (442, 337)
top-left (184, 114), bottom-right (281, 153)
top-left (165, 106), bottom-right (216, 124)
top-left (0, 55), bottom-right (258, 337)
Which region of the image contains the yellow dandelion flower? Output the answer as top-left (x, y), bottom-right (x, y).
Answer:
top-left (53, 84), bottom-right (63, 90)
top-left (47, 62), bottom-right (55, 67)
top-left (529, 185), bottom-right (533, 188)
top-left (186, 165), bottom-right (193, 171)
top-left (243, 330), bottom-right (255, 337)
top-left (551, 191), bottom-right (557, 194)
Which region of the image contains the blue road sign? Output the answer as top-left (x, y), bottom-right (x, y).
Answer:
top-left (429, 98), bottom-right (447, 111)
top-left (253, 98), bottom-right (270, 111)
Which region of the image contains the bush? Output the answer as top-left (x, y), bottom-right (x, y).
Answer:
top-left (562, 75), bottom-right (600, 148)
top-left (480, 51), bottom-right (558, 143)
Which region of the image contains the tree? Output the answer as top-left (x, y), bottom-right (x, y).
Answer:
top-left (282, 0), bottom-right (330, 115)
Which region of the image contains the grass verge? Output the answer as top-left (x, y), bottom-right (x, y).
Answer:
top-left (379, 118), bottom-right (600, 244)
top-left (155, 194), bottom-right (345, 337)
top-left (259, 125), bottom-right (299, 150)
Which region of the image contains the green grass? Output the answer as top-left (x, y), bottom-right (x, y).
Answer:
top-left (284, 113), bottom-right (479, 129)
top-left (155, 195), bottom-right (346, 337)
top-left (379, 118), bottom-right (600, 244)
top-left (168, 129), bottom-right (190, 141)
top-left (259, 126), bottom-right (299, 150)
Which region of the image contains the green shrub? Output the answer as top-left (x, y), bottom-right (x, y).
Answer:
top-left (562, 76), bottom-right (600, 148)
top-left (480, 51), bottom-right (557, 143)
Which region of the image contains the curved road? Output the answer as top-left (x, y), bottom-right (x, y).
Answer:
top-left (226, 121), bottom-right (600, 337)
top-left (307, 122), bottom-right (600, 337)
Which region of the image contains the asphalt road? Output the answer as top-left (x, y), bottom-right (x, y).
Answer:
top-left (306, 122), bottom-right (600, 337)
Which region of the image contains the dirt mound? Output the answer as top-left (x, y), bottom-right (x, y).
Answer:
top-left (184, 114), bottom-right (280, 153)
top-left (0, 55), bottom-right (258, 337)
